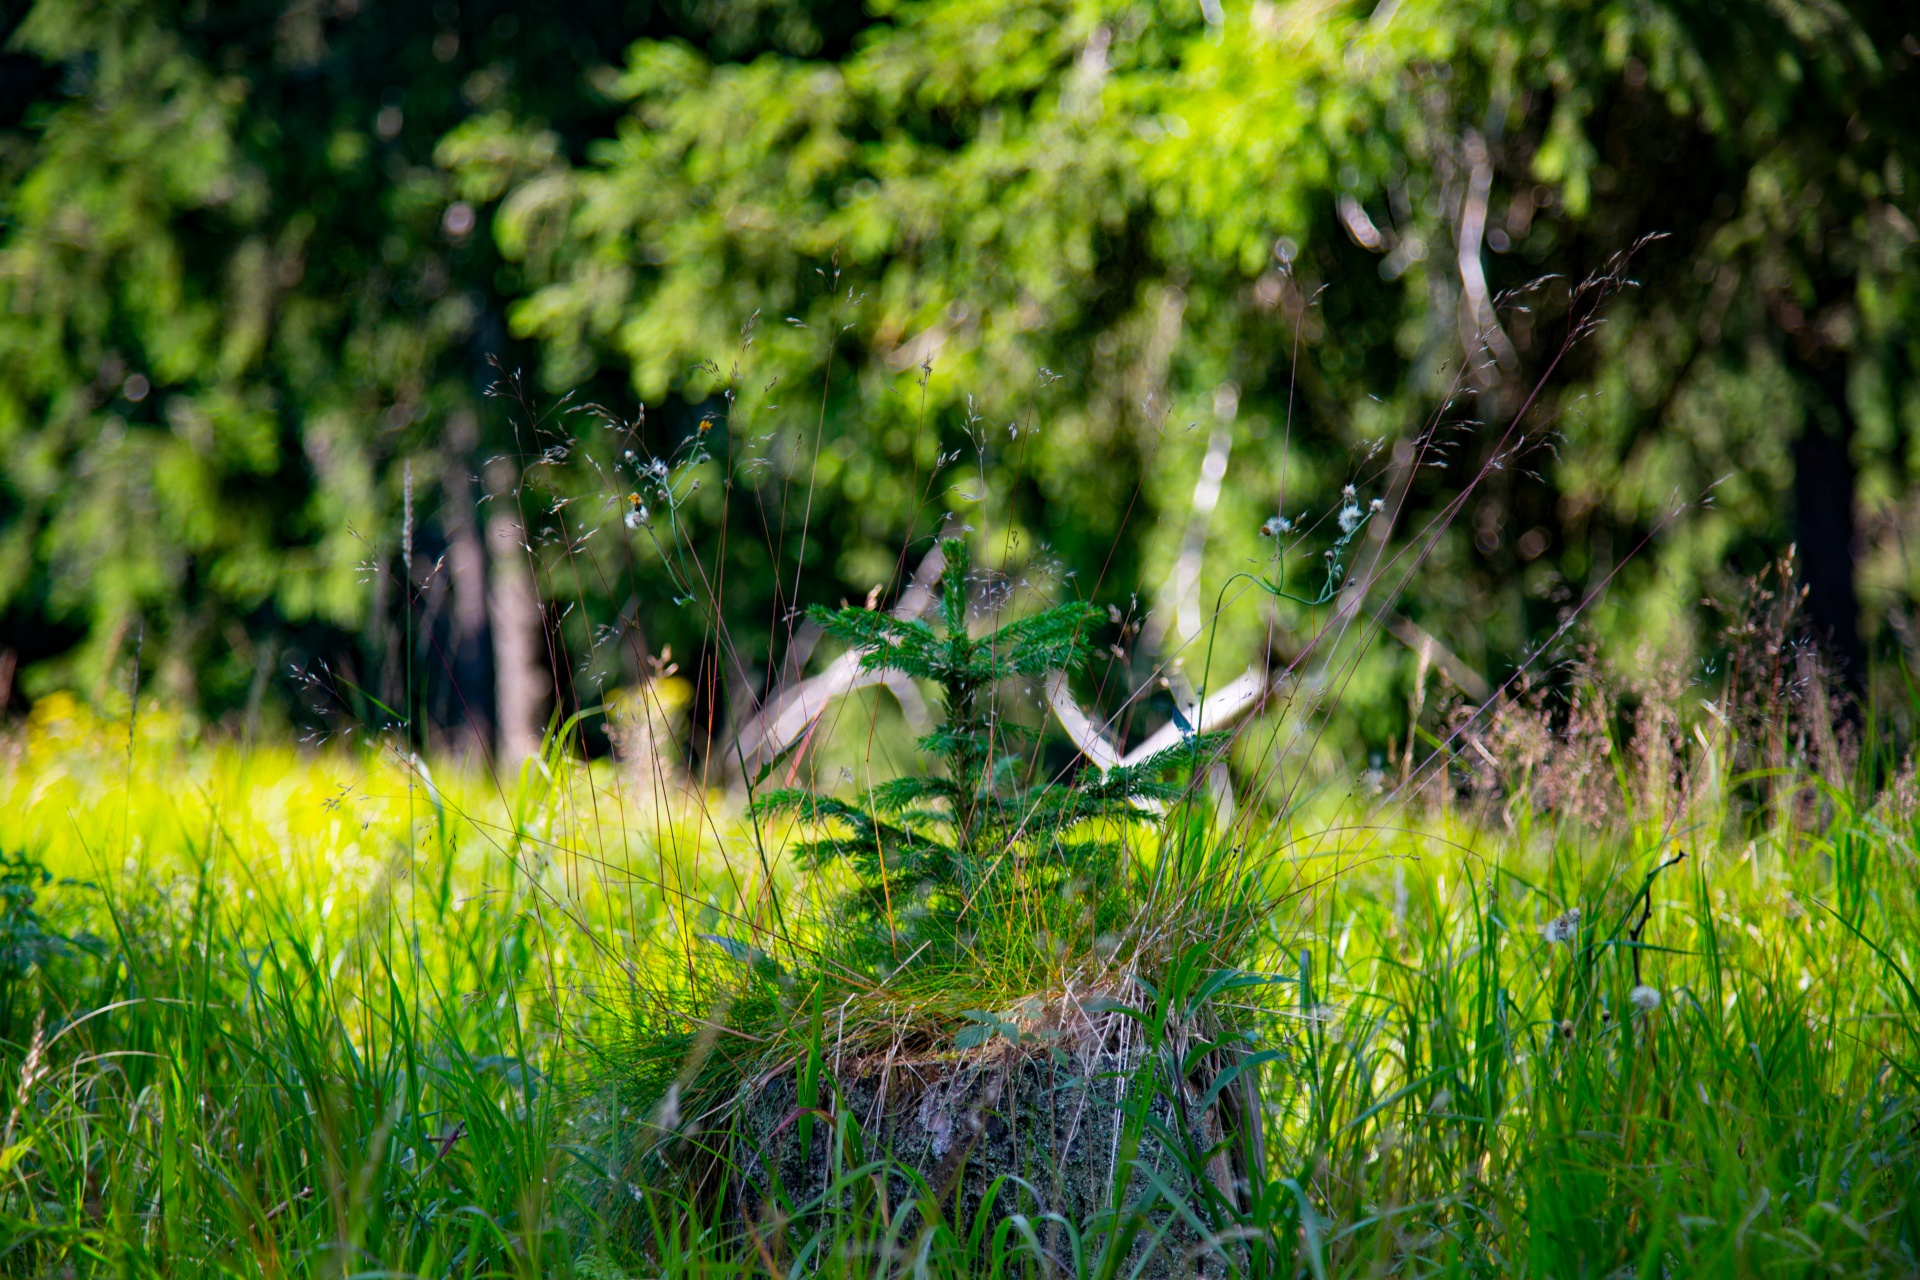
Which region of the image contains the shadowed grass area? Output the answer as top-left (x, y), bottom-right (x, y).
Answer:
top-left (1, 690), bottom-right (1917, 1277)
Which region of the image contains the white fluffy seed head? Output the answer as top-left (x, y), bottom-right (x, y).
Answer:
top-left (1541, 908), bottom-right (1580, 945)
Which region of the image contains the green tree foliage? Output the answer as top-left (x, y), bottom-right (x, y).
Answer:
top-left (0, 0), bottom-right (860, 726)
top-left (447, 2), bottom-right (1230, 682)
top-left (0, 0), bottom-right (573, 713)
top-left (2, 0), bottom-right (1916, 752)
top-left (1158, 0), bottom-right (1920, 688)
top-left (467, 0), bottom-right (1918, 725)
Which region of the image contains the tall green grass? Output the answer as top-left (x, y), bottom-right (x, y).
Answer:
top-left (2, 689), bottom-right (1917, 1277)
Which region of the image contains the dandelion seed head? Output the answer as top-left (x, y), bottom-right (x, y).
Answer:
top-left (1629, 984), bottom-right (1661, 1012)
top-left (1541, 908), bottom-right (1580, 945)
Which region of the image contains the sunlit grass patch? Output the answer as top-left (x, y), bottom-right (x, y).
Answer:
top-left (1, 701), bottom-right (1917, 1277)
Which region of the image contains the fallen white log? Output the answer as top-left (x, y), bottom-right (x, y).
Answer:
top-left (732, 542), bottom-right (947, 773)
top-left (1045, 665), bottom-right (1272, 770)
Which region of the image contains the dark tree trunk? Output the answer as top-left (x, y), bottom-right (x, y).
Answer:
top-left (1790, 355), bottom-right (1865, 697)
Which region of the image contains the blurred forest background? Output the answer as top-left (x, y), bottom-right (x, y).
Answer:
top-left (1, 0), bottom-right (1916, 770)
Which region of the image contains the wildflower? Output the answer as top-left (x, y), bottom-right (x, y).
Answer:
top-left (1629, 984), bottom-right (1662, 1012)
top-left (1341, 483), bottom-right (1356, 499)
top-left (1541, 908), bottom-right (1580, 945)
top-left (1259, 514), bottom-right (1293, 538)
top-left (1369, 497), bottom-right (1384, 512)
top-left (625, 492), bottom-right (648, 529)
top-left (1337, 503), bottom-right (1364, 535)
top-left (650, 458), bottom-right (668, 478)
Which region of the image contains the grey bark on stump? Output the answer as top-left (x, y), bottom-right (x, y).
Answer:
top-left (723, 1042), bottom-right (1254, 1279)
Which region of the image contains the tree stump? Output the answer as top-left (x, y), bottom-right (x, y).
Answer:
top-left (728, 1036), bottom-right (1255, 1279)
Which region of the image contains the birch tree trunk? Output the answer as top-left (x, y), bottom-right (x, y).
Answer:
top-left (486, 458), bottom-right (549, 774)
top-left (438, 411), bottom-right (494, 764)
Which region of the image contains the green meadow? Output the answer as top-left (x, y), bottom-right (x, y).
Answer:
top-left (4, 676), bottom-right (1916, 1277)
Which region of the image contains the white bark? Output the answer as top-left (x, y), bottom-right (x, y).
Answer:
top-left (486, 461), bottom-right (549, 774)
top-left (731, 541), bottom-right (948, 774)
top-left (440, 411), bottom-right (492, 763)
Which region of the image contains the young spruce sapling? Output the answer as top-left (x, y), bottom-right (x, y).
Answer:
top-left (753, 539), bottom-right (1219, 974)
